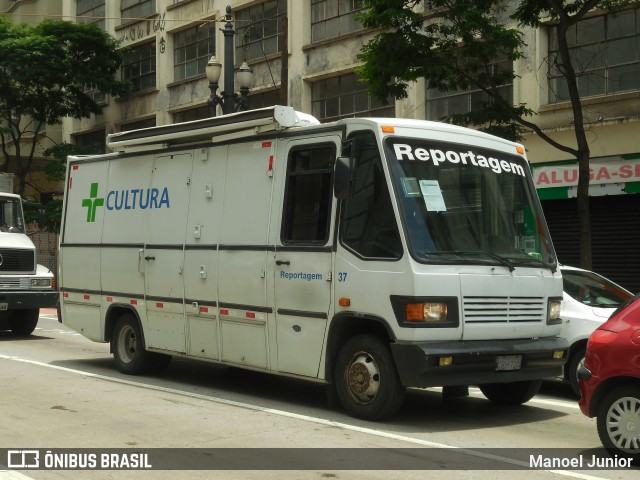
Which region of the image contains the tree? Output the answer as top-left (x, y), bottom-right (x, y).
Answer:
top-left (357, 0), bottom-right (634, 270)
top-left (0, 17), bottom-right (129, 196)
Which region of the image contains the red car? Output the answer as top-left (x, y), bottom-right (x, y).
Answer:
top-left (578, 293), bottom-right (640, 464)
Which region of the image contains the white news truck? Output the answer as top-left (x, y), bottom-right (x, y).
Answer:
top-left (0, 173), bottom-right (58, 335)
top-left (59, 106), bottom-right (567, 420)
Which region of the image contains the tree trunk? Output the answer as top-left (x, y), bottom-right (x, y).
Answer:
top-left (576, 149), bottom-right (592, 270)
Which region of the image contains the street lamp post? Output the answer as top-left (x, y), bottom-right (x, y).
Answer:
top-left (206, 5), bottom-right (253, 117)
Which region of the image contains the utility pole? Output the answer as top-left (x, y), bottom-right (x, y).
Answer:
top-left (280, 15), bottom-right (288, 106)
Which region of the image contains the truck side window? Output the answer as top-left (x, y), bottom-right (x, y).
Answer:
top-left (281, 144), bottom-right (334, 244)
top-left (340, 132), bottom-right (402, 259)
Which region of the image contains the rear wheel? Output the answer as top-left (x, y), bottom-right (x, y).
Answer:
top-left (9, 309), bottom-right (39, 336)
top-left (111, 313), bottom-right (154, 375)
top-left (596, 385), bottom-right (640, 465)
top-left (334, 334), bottom-right (405, 420)
top-left (479, 379), bottom-right (542, 405)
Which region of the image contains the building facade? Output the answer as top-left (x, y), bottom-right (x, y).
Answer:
top-left (0, 0), bottom-right (64, 200)
top-left (56, 0), bottom-right (640, 291)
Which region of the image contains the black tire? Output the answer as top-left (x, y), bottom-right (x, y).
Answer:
top-left (334, 334), bottom-right (405, 421)
top-left (567, 345), bottom-right (586, 398)
top-left (596, 384), bottom-right (640, 465)
top-left (111, 313), bottom-right (154, 375)
top-left (9, 309), bottom-right (39, 336)
top-left (479, 379), bottom-right (542, 405)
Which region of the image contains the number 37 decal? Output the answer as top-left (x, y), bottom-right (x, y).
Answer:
top-left (338, 272), bottom-right (348, 282)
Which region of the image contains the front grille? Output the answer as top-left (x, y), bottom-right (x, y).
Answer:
top-left (0, 277), bottom-right (30, 290)
top-left (0, 248), bottom-right (36, 273)
top-left (463, 296), bottom-right (545, 324)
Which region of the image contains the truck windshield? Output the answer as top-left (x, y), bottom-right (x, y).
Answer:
top-left (0, 197), bottom-right (26, 234)
top-left (385, 138), bottom-right (556, 269)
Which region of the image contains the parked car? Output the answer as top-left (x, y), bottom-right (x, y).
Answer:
top-left (578, 293), bottom-right (640, 464)
top-left (559, 265), bottom-right (633, 396)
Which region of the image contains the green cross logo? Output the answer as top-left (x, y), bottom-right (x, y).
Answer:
top-left (82, 183), bottom-right (104, 222)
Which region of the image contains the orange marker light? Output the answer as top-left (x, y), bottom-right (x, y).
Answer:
top-left (516, 145), bottom-right (525, 154)
top-left (339, 298), bottom-right (351, 307)
top-left (381, 125), bottom-right (395, 134)
top-left (406, 303), bottom-right (424, 321)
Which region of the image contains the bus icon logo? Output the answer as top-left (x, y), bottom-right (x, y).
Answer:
top-left (7, 450), bottom-right (39, 468)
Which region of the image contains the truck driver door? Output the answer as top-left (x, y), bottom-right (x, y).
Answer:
top-left (268, 136), bottom-right (340, 378)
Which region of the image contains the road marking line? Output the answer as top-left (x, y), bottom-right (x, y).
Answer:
top-left (0, 354), bottom-right (606, 479)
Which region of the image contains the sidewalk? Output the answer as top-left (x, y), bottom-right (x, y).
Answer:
top-left (41, 307), bottom-right (58, 317)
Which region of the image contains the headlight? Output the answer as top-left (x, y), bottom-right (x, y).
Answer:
top-left (547, 299), bottom-right (562, 325)
top-left (391, 296), bottom-right (459, 327)
top-left (31, 278), bottom-right (52, 288)
top-left (406, 302), bottom-right (448, 322)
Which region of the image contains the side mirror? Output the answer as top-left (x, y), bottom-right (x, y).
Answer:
top-left (334, 156), bottom-right (355, 199)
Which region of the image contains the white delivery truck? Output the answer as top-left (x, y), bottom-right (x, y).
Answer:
top-left (0, 173), bottom-right (58, 335)
top-left (59, 106), bottom-right (567, 419)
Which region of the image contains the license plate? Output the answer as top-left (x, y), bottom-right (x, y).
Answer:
top-left (0, 303), bottom-right (7, 311)
top-left (496, 355), bottom-right (522, 371)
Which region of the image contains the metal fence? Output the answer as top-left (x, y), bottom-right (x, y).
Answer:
top-left (30, 232), bottom-right (59, 274)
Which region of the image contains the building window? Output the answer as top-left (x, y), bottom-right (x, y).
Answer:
top-left (84, 87), bottom-right (106, 106)
top-left (121, 0), bottom-right (156, 25)
top-left (425, 56), bottom-right (513, 120)
top-left (174, 23), bottom-right (216, 81)
top-left (73, 129), bottom-right (106, 155)
top-left (121, 117), bottom-right (156, 132)
top-left (548, 8), bottom-right (640, 102)
top-left (173, 106), bottom-right (210, 123)
top-left (247, 89), bottom-right (281, 109)
top-left (235, 0), bottom-right (287, 62)
top-left (311, 0), bottom-right (364, 43)
top-left (77, 0), bottom-right (105, 30)
top-left (122, 41), bottom-right (156, 92)
top-left (311, 72), bottom-right (395, 122)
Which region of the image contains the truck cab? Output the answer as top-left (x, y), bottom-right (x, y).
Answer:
top-left (0, 192), bottom-right (58, 335)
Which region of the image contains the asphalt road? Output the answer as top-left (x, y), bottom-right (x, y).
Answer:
top-left (0, 313), bottom-right (637, 480)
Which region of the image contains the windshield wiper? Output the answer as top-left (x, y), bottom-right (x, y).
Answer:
top-left (511, 255), bottom-right (557, 273)
top-left (427, 250), bottom-right (516, 272)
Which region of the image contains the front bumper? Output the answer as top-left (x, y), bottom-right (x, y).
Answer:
top-left (390, 336), bottom-right (568, 387)
top-left (0, 290), bottom-right (59, 310)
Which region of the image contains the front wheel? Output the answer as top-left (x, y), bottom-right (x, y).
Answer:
top-left (479, 379), bottom-right (542, 405)
top-left (596, 385), bottom-right (640, 465)
top-left (111, 314), bottom-right (154, 375)
top-left (567, 345), bottom-right (586, 398)
top-left (9, 309), bottom-right (39, 336)
top-left (334, 334), bottom-right (405, 421)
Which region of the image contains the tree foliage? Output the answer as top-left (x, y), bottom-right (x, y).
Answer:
top-left (358, 0), bottom-right (635, 269)
top-left (0, 17), bottom-right (129, 195)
